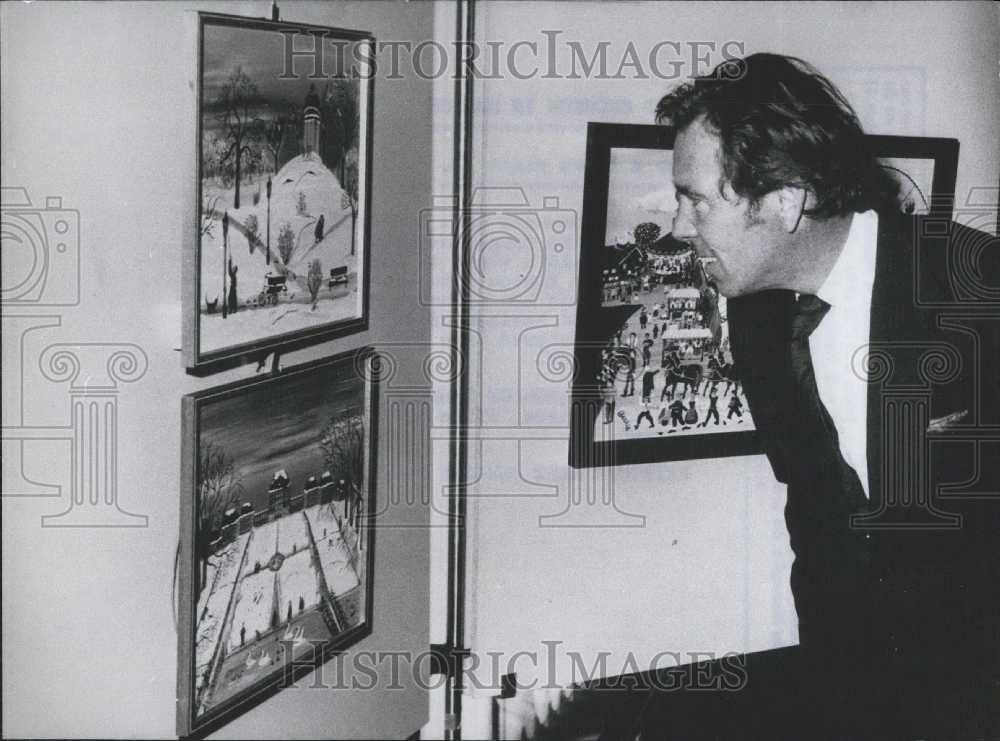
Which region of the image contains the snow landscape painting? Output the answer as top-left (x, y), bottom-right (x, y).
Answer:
top-left (179, 351), bottom-right (376, 734)
top-left (189, 14), bottom-right (372, 370)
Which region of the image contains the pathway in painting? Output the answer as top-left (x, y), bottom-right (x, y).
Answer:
top-left (194, 503), bottom-right (362, 715)
top-left (200, 153), bottom-right (361, 353)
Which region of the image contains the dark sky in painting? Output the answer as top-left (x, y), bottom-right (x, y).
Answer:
top-left (201, 21), bottom-right (361, 132)
top-left (199, 364), bottom-right (365, 514)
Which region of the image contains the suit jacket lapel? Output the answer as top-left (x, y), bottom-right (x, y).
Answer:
top-left (865, 213), bottom-right (940, 511)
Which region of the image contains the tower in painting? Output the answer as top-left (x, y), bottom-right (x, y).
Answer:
top-left (302, 84), bottom-right (321, 157)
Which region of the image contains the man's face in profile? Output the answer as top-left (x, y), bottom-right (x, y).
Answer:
top-left (671, 118), bottom-right (786, 297)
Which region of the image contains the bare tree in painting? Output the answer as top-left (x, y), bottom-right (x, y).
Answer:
top-left (320, 414), bottom-right (364, 525)
top-left (245, 214), bottom-right (259, 254)
top-left (259, 107), bottom-right (296, 174)
top-left (214, 66), bottom-right (263, 210)
top-left (277, 222), bottom-right (296, 265)
top-left (201, 194), bottom-right (221, 240)
top-left (321, 78), bottom-right (359, 185)
top-left (341, 150), bottom-right (359, 256)
top-left (633, 221), bottom-right (662, 247)
top-left (197, 440), bottom-right (244, 584)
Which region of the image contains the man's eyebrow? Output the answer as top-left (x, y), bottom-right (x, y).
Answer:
top-left (674, 184), bottom-right (706, 199)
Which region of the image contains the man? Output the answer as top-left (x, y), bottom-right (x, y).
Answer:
top-left (635, 398), bottom-right (655, 430)
top-left (642, 333), bottom-right (655, 366)
top-left (645, 52), bottom-right (998, 736)
top-left (682, 399), bottom-right (699, 430)
top-left (700, 385), bottom-right (720, 427)
top-left (667, 397), bottom-right (686, 429)
top-left (640, 365), bottom-right (659, 404)
top-left (621, 362), bottom-right (635, 397)
top-left (600, 376), bottom-right (616, 425)
top-left (725, 390), bottom-right (743, 423)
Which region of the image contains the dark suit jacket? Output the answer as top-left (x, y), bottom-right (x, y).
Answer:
top-left (729, 211), bottom-right (999, 674)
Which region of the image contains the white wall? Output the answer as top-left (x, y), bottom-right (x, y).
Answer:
top-left (1, 1), bottom-right (436, 738)
top-left (464, 0), bottom-right (1000, 692)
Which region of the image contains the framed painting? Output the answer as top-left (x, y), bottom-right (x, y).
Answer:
top-left (568, 126), bottom-right (962, 467)
top-left (867, 134), bottom-right (959, 219)
top-left (177, 349), bottom-right (379, 737)
top-left (184, 12), bottom-right (374, 375)
top-left (569, 123), bottom-right (761, 467)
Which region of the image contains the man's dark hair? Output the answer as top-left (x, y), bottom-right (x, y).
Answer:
top-left (656, 53), bottom-right (891, 218)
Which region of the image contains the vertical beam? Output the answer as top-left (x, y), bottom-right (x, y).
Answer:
top-left (447, 1), bottom-right (476, 738)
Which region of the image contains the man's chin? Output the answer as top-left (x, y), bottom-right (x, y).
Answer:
top-left (706, 276), bottom-right (733, 297)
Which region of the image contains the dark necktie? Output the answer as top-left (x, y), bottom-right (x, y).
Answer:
top-left (788, 294), bottom-right (832, 433)
top-left (783, 292), bottom-right (873, 653)
top-left (790, 293), bottom-right (831, 341)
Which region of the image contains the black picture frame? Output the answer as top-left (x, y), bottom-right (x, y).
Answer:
top-left (184, 12), bottom-right (375, 376)
top-left (569, 123), bottom-right (761, 468)
top-left (568, 126), bottom-right (961, 468)
top-left (177, 349), bottom-right (379, 737)
top-left (867, 134), bottom-right (959, 220)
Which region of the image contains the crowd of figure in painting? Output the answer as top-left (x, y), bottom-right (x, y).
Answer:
top-left (597, 231), bottom-right (752, 437)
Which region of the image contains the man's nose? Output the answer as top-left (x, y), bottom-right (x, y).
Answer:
top-left (672, 200), bottom-right (697, 241)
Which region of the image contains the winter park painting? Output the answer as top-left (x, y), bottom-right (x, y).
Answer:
top-left (177, 352), bottom-right (377, 736)
top-left (186, 13), bottom-right (373, 372)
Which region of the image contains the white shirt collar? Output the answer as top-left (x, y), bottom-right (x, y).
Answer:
top-left (813, 210), bottom-right (878, 308)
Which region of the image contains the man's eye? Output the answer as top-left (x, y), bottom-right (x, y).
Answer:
top-left (693, 200), bottom-right (710, 215)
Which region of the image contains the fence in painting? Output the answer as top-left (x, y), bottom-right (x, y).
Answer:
top-left (210, 472), bottom-right (351, 553)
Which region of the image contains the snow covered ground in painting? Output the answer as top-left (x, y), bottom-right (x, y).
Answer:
top-left (194, 533), bottom-right (249, 694)
top-left (276, 550), bottom-right (321, 618)
top-left (304, 500), bottom-right (339, 535)
top-left (304, 504), bottom-right (360, 596)
top-left (244, 519), bottom-right (278, 570)
top-left (197, 532), bottom-right (250, 619)
top-left (197, 561), bottom-right (218, 622)
top-left (227, 569), bottom-right (275, 652)
top-left (277, 513), bottom-right (310, 556)
top-left (195, 504), bottom-right (364, 707)
top-left (340, 520), bottom-right (360, 555)
top-left (199, 154), bottom-right (362, 353)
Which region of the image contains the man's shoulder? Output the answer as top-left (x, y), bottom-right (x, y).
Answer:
top-left (877, 210), bottom-right (999, 306)
top-left (870, 211), bottom-right (995, 416)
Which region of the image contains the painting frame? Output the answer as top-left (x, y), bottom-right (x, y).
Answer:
top-left (177, 348), bottom-right (379, 737)
top-left (569, 123), bottom-right (762, 468)
top-left (867, 134), bottom-right (959, 220)
top-left (568, 126), bottom-right (961, 468)
top-left (184, 12), bottom-right (375, 376)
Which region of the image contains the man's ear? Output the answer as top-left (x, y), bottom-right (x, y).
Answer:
top-left (774, 186), bottom-right (809, 233)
